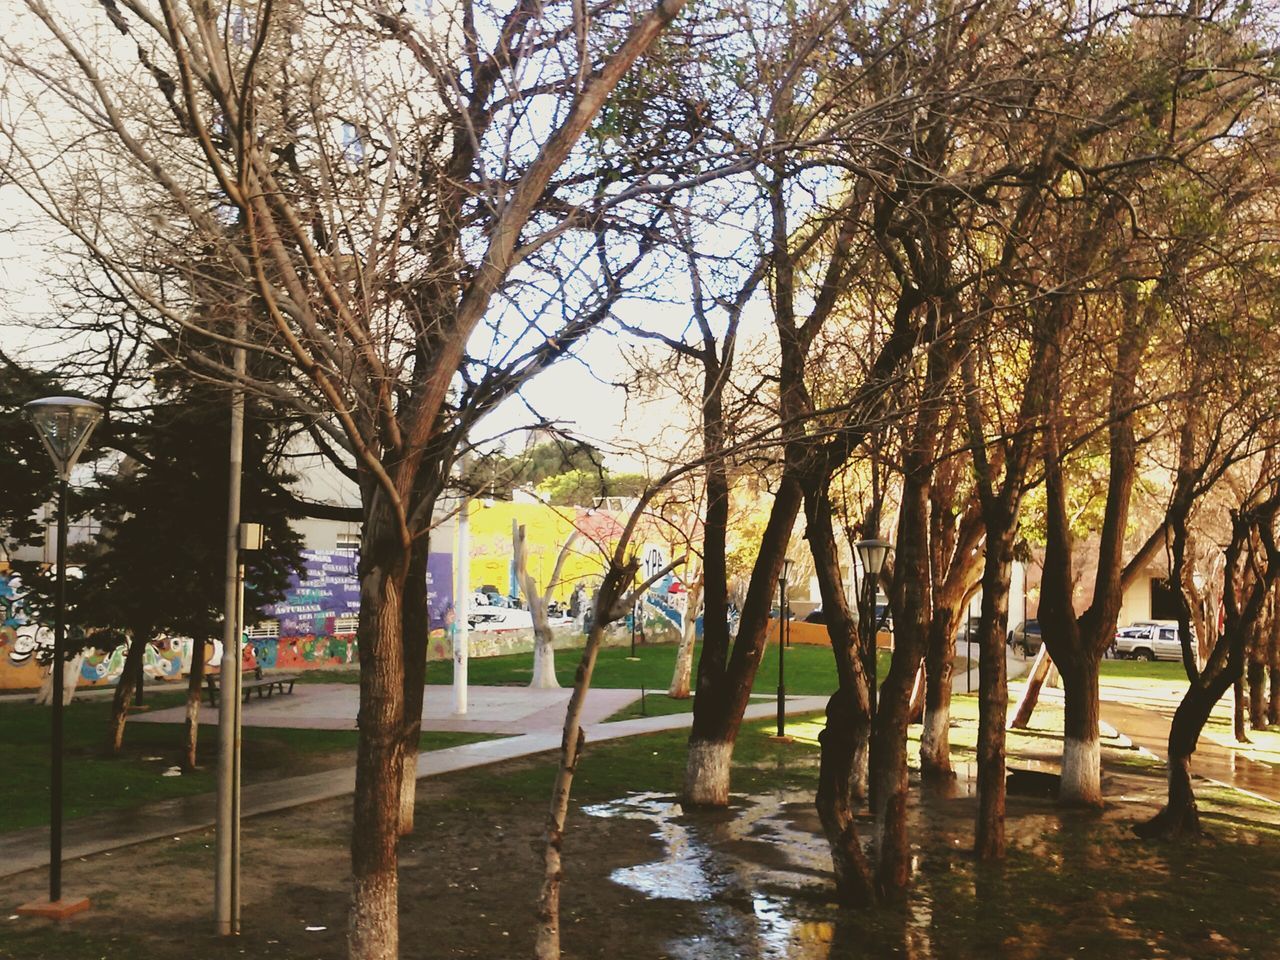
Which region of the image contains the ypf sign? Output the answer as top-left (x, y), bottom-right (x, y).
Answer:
top-left (642, 544), bottom-right (667, 584)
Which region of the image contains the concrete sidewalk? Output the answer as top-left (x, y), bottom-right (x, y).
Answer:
top-left (131, 682), bottom-right (643, 736)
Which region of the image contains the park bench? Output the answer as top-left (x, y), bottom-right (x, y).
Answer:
top-left (205, 670), bottom-right (299, 707)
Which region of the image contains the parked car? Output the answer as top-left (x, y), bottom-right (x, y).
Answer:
top-left (1113, 621), bottom-right (1183, 661)
top-left (804, 607), bottom-right (827, 624)
top-left (1006, 619), bottom-right (1043, 655)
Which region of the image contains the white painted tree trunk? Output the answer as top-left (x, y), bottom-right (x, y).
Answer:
top-left (682, 739), bottom-right (733, 806)
top-left (516, 521), bottom-right (577, 690)
top-left (669, 578), bottom-right (702, 699)
top-left (1059, 736), bottom-right (1102, 805)
top-left (530, 627), bottom-right (559, 689)
top-left (348, 871), bottom-right (398, 960)
top-left (919, 708), bottom-right (950, 773)
top-left (35, 653), bottom-right (83, 705)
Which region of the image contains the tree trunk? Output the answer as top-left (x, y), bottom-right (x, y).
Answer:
top-left (1269, 659), bottom-right (1280, 727)
top-left (109, 634), bottom-right (148, 754)
top-left (873, 471), bottom-right (931, 899)
top-left (1233, 674), bottom-right (1250, 743)
top-left (37, 651), bottom-right (83, 706)
top-left (816, 686), bottom-right (875, 905)
top-left (919, 610), bottom-right (958, 778)
top-left (399, 540), bottom-right (431, 836)
top-left (804, 484), bottom-right (875, 895)
top-left (975, 523), bottom-right (1014, 858)
top-left (348, 512), bottom-right (409, 960)
top-left (530, 621), bottom-right (559, 689)
top-left (535, 565), bottom-right (630, 960)
top-left (1009, 645), bottom-right (1052, 730)
top-left (1058, 651), bottom-right (1103, 806)
top-left (1134, 681), bottom-right (1224, 838)
top-left (182, 636), bottom-right (207, 771)
top-left (685, 476), bottom-right (803, 806)
top-left (907, 662), bottom-right (925, 724)
top-left (669, 574), bottom-right (702, 699)
top-left (1247, 657), bottom-right (1267, 731)
top-left (515, 522), bottom-right (561, 691)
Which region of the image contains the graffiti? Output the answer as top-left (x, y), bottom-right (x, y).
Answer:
top-left (0, 573), bottom-right (60, 675)
top-left (244, 633), bottom-right (358, 672)
top-left (1, 547), bottom-right (457, 689)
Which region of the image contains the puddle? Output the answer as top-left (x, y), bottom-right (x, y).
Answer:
top-left (585, 791), bottom-right (841, 957)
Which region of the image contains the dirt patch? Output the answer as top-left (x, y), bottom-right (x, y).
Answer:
top-left (3, 723), bottom-right (1279, 960)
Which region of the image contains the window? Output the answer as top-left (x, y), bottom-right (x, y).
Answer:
top-left (336, 531), bottom-right (360, 549)
top-left (334, 615), bottom-right (359, 635)
top-left (246, 621), bottom-right (280, 639)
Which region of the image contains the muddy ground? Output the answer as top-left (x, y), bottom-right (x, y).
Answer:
top-left (3, 718), bottom-right (1279, 960)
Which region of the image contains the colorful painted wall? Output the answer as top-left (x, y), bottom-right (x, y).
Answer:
top-left (0, 571), bottom-right (190, 691)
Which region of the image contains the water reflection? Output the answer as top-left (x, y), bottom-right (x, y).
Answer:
top-left (585, 791), bottom-right (838, 958)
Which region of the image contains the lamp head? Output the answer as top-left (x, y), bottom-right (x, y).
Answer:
top-left (855, 539), bottom-right (892, 578)
top-left (779, 556), bottom-right (795, 588)
top-left (23, 396), bottom-right (104, 481)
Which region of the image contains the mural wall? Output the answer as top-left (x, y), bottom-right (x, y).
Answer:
top-left (252, 548), bottom-right (453, 671)
top-left (1, 571), bottom-right (200, 691)
top-left (2, 510), bottom-right (688, 690)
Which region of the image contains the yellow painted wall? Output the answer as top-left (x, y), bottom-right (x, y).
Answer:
top-left (466, 502), bottom-right (609, 603)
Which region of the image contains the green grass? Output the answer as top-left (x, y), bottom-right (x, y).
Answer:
top-left (1099, 659), bottom-right (1191, 681)
top-left (603, 693), bottom-right (697, 722)
top-left (304, 640), bottom-right (894, 697)
top-left (0, 693), bottom-right (495, 832)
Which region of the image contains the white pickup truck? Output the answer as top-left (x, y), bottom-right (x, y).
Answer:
top-left (1113, 621), bottom-right (1184, 661)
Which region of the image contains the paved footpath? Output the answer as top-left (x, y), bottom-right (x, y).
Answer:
top-left (0, 650), bottom-right (1006, 880)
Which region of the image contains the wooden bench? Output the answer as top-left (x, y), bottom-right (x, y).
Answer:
top-left (205, 671), bottom-right (299, 706)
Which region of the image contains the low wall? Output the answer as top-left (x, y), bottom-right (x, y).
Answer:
top-left (765, 620), bottom-right (893, 648)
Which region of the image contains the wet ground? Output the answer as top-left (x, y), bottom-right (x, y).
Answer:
top-left (5, 702), bottom-right (1280, 960)
top-left (1101, 700), bottom-right (1280, 804)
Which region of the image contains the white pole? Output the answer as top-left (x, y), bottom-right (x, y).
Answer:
top-left (453, 496), bottom-right (470, 715)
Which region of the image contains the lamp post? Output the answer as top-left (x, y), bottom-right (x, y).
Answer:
top-left (454, 493), bottom-right (471, 715)
top-left (777, 557), bottom-right (794, 738)
top-left (19, 396), bottom-right (103, 919)
top-left (854, 539), bottom-right (891, 717)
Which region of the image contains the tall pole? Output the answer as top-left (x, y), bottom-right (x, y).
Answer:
top-left (453, 497), bottom-right (470, 715)
top-left (863, 570), bottom-right (877, 717)
top-left (776, 576), bottom-right (786, 738)
top-left (49, 477), bottom-right (68, 904)
top-left (233, 561), bottom-right (246, 930)
top-left (18, 396), bottom-right (101, 918)
top-left (215, 334), bottom-right (246, 936)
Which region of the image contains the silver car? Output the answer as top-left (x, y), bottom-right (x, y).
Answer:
top-left (1113, 621), bottom-right (1183, 661)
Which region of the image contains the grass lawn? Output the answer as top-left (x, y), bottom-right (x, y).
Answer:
top-left (1099, 659), bottom-right (1190, 681)
top-left (307, 639), bottom-right (894, 698)
top-left (0, 692), bottom-right (495, 833)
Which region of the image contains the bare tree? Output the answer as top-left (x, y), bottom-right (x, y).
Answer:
top-left (514, 520), bottom-right (579, 689)
top-left (1, 1), bottom-right (693, 954)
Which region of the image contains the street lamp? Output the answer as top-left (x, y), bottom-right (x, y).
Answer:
top-left (855, 539), bottom-right (891, 716)
top-left (777, 556), bottom-right (794, 738)
top-left (19, 396), bottom-right (103, 919)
